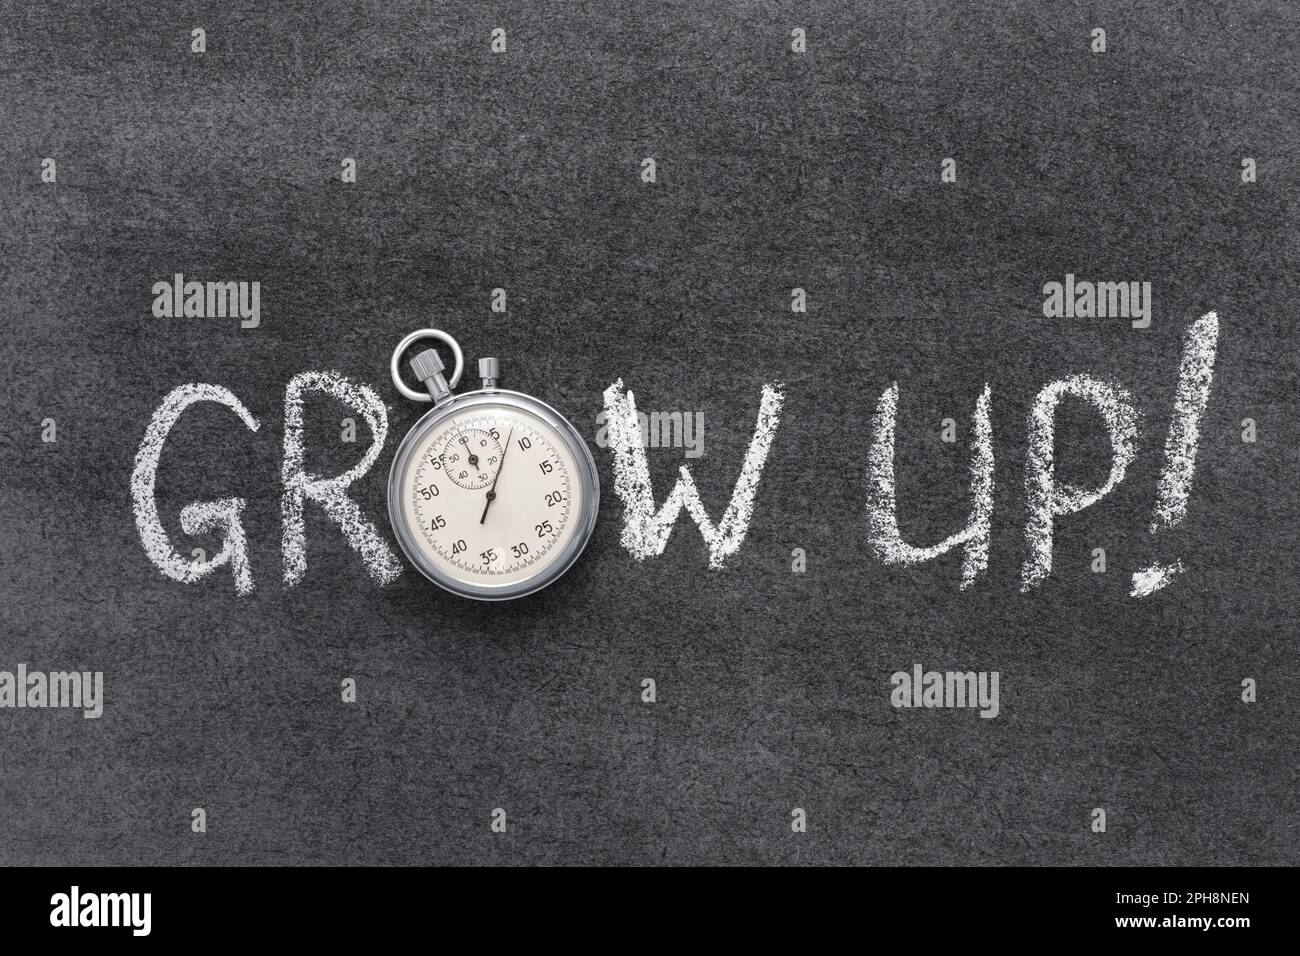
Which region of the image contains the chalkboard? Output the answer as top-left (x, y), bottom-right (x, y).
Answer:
top-left (1, 1), bottom-right (1296, 866)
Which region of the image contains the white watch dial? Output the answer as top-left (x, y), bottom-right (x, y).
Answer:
top-left (397, 402), bottom-right (582, 589)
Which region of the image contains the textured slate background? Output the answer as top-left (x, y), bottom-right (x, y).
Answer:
top-left (0, 0), bottom-right (1297, 865)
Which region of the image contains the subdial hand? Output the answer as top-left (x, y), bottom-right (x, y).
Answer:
top-left (454, 423), bottom-right (479, 468)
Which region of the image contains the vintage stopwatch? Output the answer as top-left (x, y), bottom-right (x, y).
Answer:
top-left (386, 329), bottom-right (600, 600)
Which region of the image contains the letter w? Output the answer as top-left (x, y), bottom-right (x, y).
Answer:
top-left (602, 380), bottom-right (783, 569)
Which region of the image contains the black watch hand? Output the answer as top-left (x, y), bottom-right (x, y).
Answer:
top-left (454, 423), bottom-right (479, 469)
top-left (480, 426), bottom-right (515, 524)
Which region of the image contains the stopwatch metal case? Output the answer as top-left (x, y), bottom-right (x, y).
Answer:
top-left (386, 331), bottom-right (599, 602)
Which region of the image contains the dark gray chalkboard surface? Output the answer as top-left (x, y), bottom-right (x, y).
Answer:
top-left (1, 1), bottom-right (1297, 865)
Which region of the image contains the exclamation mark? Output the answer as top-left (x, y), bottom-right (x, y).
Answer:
top-left (1131, 311), bottom-right (1220, 597)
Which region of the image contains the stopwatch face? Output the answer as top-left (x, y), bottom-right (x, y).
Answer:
top-left (388, 392), bottom-right (599, 600)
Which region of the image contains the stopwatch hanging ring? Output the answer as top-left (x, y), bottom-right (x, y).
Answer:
top-left (390, 329), bottom-right (465, 403)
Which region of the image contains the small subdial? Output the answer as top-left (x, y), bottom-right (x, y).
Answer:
top-left (438, 427), bottom-right (503, 490)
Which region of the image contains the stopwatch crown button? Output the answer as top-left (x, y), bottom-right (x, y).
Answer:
top-left (410, 349), bottom-right (445, 382)
top-left (410, 349), bottom-right (453, 404)
top-left (479, 357), bottom-right (499, 388)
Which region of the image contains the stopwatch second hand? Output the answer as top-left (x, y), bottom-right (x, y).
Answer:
top-left (480, 426), bottom-right (514, 524)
